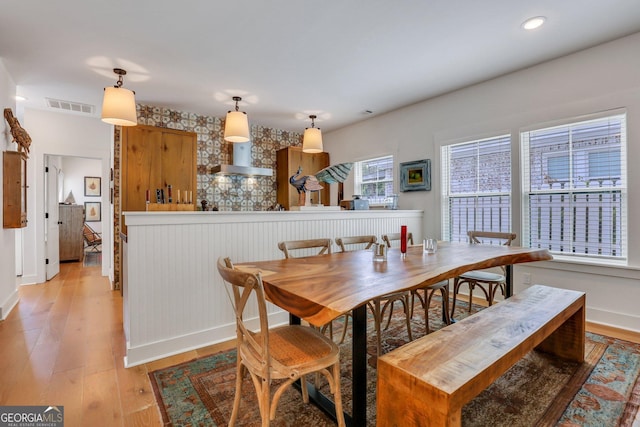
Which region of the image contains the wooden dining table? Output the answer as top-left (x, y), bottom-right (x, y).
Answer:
top-left (237, 241), bottom-right (552, 426)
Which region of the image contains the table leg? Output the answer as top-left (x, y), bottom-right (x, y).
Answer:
top-left (290, 313), bottom-right (301, 325)
top-left (505, 264), bottom-right (513, 298)
top-left (290, 311), bottom-right (358, 426)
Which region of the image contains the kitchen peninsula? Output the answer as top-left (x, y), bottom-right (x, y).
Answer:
top-left (122, 209), bottom-right (423, 367)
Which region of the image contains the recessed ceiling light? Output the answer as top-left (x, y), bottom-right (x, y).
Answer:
top-left (15, 95), bottom-right (27, 101)
top-left (522, 16), bottom-right (546, 30)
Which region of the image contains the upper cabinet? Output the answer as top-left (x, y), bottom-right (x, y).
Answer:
top-left (276, 146), bottom-right (330, 210)
top-left (120, 125), bottom-right (197, 230)
top-left (3, 151), bottom-right (28, 228)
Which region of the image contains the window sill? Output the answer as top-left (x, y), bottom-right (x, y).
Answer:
top-left (524, 256), bottom-right (640, 280)
top-left (550, 254), bottom-right (628, 268)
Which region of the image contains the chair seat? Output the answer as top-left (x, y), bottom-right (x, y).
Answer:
top-left (460, 270), bottom-right (504, 282)
top-left (451, 231), bottom-right (516, 320)
top-left (423, 279), bottom-right (449, 290)
top-left (243, 325), bottom-right (340, 378)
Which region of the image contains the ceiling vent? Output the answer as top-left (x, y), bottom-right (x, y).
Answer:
top-left (46, 98), bottom-right (94, 115)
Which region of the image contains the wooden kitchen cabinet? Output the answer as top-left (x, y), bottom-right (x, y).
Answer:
top-left (3, 151), bottom-right (27, 228)
top-left (117, 124), bottom-right (197, 291)
top-left (276, 146), bottom-right (330, 210)
top-left (59, 204), bottom-right (84, 261)
top-left (120, 124), bottom-right (197, 231)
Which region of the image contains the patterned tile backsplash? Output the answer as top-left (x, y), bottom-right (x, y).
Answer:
top-left (137, 103), bottom-right (303, 211)
top-left (113, 104), bottom-right (303, 289)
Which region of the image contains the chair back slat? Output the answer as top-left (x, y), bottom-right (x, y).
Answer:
top-left (467, 231), bottom-right (516, 275)
top-left (277, 238), bottom-right (332, 259)
top-left (335, 235), bottom-right (377, 252)
top-left (468, 231), bottom-right (516, 246)
top-left (381, 232), bottom-right (414, 248)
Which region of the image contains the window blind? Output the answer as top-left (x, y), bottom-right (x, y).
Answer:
top-left (354, 155), bottom-right (394, 204)
top-left (521, 114), bottom-right (627, 259)
top-left (441, 135), bottom-right (512, 242)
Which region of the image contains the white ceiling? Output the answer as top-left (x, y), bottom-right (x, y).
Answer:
top-left (2, 1), bottom-right (640, 133)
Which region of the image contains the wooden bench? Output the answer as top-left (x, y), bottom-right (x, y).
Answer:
top-left (377, 284), bottom-right (585, 427)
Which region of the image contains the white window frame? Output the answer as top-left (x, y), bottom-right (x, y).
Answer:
top-left (353, 155), bottom-right (394, 206)
top-left (520, 112), bottom-right (627, 263)
top-left (441, 135), bottom-right (512, 242)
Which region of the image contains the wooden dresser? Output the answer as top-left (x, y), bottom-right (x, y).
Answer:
top-left (59, 204), bottom-right (84, 262)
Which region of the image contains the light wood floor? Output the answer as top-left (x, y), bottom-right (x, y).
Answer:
top-left (1, 261), bottom-right (638, 426)
top-left (0, 260), bottom-right (234, 426)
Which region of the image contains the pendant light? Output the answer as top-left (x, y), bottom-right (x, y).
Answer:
top-left (224, 96), bottom-right (250, 142)
top-left (303, 115), bottom-right (323, 153)
top-left (101, 68), bottom-right (137, 126)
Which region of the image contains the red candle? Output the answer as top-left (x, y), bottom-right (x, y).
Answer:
top-left (400, 225), bottom-right (407, 253)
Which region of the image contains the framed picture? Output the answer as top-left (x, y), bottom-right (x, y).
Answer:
top-left (84, 176), bottom-right (101, 197)
top-left (400, 159), bottom-right (431, 192)
top-left (85, 201), bottom-right (101, 222)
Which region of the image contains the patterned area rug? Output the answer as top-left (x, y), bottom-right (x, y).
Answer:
top-left (149, 299), bottom-right (640, 426)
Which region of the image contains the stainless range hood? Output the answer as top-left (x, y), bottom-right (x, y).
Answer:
top-left (210, 141), bottom-right (273, 176)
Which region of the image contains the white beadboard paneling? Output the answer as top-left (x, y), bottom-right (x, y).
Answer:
top-left (123, 210), bottom-right (423, 366)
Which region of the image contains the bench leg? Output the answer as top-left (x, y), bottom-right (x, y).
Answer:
top-left (535, 298), bottom-right (585, 362)
top-left (378, 357), bottom-right (463, 427)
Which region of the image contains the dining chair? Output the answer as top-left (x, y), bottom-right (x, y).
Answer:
top-left (277, 238), bottom-right (345, 341)
top-left (337, 235), bottom-right (413, 355)
top-left (382, 232), bottom-right (450, 334)
top-left (450, 231), bottom-right (517, 318)
top-left (333, 236), bottom-right (373, 345)
top-left (217, 257), bottom-right (345, 427)
top-left (411, 279), bottom-right (451, 334)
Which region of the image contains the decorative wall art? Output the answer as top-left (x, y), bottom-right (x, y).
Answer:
top-left (85, 201), bottom-right (101, 222)
top-left (84, 176), bottom-right (101, 197)
top-left (400, 159), bottom-right (431, 192)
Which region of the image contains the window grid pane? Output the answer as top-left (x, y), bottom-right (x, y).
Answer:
top-left (522, 114), bottom-right (626, 259)
top-left (354, 155), bottom-right (394, 204)
top-left (442, 135), bottom-right (511, 241)
top-left (448, 194), bottom-right (512, 242)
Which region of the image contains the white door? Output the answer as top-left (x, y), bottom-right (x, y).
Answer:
top-left (45, 158), bottom-right (60, 280)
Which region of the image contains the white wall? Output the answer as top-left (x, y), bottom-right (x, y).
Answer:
top-left (326, 32), bottom-right (640, 332)
top-left (60, 156), bottom-right (103, 233)
top-left (0, 58), bottom-right (20, 319)
top-left (23, 108), bottom-right (113, 285)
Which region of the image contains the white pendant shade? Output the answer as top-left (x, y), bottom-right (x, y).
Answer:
top-left (303, 126), bottom-right (323, 153)
top-left (101, 86), bottom-right (137, 126)
top-left (224, 111), bottom-right (250, 143)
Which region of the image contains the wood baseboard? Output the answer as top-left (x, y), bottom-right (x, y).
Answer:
top-left (585, 321), bottom-right (640, 344)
